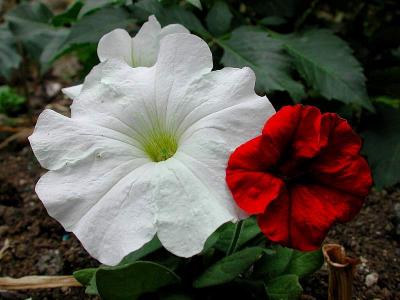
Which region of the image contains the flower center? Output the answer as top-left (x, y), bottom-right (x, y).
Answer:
top-left (142, 130), bottom-right (178, 162)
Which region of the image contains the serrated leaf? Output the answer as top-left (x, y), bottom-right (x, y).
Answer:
top-left (96, 261), bottom-right (180, 300)
top-left (5, 2), bottom-right (64, 63)
top-left (49, 6), bottom-right (130, 62)
top-left (134, 0), bottom-right (208, 36)
top-left (279, 29), bottom-right (373, 110)
top-left (78, 0), bottom-right (114, 18)
top-left (266, 274), bottom-right (302, 300)
top-left (185, 0), bottom-right (202, 9)
top-left (0, 25), bottom-right (21, 79)
top-left (362, 104), bottom-right (400, 188)
top-left (65, 7), bottom-right (130, 45)
top-left (206, 1), bottom-right (232, 36)
top-left (219, 26), bottom-right (305, 100)
top-left (51, 1), bottom-right (83, 26)
top-left (193, 247), bottom-right (265, 288)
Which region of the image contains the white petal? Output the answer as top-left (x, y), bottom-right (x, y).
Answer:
top-left (97, 29), bottom-right (132, 65)
top-left (29, 109), bottom-right (146, 171)
top-left (62, 84), bottom-right (82, 100)
top-left (159, 24), bottom-right (190, 38)
top-left (131, 15), bottom-right (162, 67)
top-left (155, 33), bottom-right (212, 127)
top-left (173, 67), bottom-right (275, 222)
top-left (36, 161), bottom-right (157, 265)
top-left (71, 59), bottom-right (157, 142)
top-left (155, 159), bottom-right (234, 257)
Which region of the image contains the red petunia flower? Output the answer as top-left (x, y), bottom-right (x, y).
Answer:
top-left (226, 104), bottom-right (373, 251)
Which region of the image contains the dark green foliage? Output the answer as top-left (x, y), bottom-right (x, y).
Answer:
top-left (362, 104), bottom-right (400, 188)
top-left (0, 86), bottom-right (25, 115)
top-left (0, 25), bottom-right (21, 79)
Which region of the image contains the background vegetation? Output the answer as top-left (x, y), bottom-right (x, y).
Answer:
top-left (0, 0), bottom-right (399, 299)
top-left (1, 0), bottom-right (399, 188)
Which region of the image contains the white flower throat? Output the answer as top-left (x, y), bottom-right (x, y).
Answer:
top-left (142, 127), bottom-right (179, 162)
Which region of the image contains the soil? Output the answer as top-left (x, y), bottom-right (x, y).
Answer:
top-left (0, 139), bottom-right (399, 299)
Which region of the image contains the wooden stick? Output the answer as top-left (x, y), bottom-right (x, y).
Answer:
top-left (322, 244), bottom-right (360, 300)
top-left (0, 276), bottom-right (82, 290)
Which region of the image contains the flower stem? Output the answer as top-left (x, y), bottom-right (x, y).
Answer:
top-left (226, 220), bottom-right (244, 256)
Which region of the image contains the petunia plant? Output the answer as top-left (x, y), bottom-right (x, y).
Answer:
top-left (29, 16), bottom-right (372, 300)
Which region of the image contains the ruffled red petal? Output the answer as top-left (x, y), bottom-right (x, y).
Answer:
top-left (258, 184), bottom-right (364, 251)
top-left (226, 136), bottom-right (284, 214)
top-left (226, 104), bottom-right (373, 251)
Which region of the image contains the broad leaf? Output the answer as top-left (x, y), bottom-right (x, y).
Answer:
top-left (285, 249), bottom-right (323, 278)
top-left (253, 246), bottom-right (293, 279)
top-left (254, 246), bottom-right (323, 279)
top-left (193, 247), bottom-right (265, 288)
top-left (0, 25), bottom-right (21, 79)
top-left (362, 104), bottom-right (400, 187)
top-left (214, 217), bottom-right (261, 252)
top-left (279, 29), bottom-right (373, 110)
top-left (73, 268), bottom-right (97, 286)
top-left (206, 1), bottom-right (232, 36)
top-left (266, 274), bottom-right (302, 300)
top-left (96, 261), bottom-right (180, 300)
top-left (119, 236), bottom-right (162, 265)
top-left (220, 26), bottom-right (305, 100)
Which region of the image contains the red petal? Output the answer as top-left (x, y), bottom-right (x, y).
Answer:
top-left (311, 114), bottom-right (372, 196)
top-left (258, 184), bottom-right (364, 251)
top-left (226, 136), bottom-right (284, 214)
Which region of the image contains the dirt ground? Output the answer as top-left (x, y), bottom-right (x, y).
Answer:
top-left (0, 141), bottom-right (399, 299)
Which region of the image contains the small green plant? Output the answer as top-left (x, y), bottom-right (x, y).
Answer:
top-left (0, 85), bottom-right (26, 115)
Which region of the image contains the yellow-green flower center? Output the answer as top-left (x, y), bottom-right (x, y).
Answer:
top-left (142, 130), bottom-right (179, 162)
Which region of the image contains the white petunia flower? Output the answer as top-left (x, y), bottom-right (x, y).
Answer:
top-left (62, 15), bottom-right (189, 100)
top-left (30, 33), bottom-right (275, 265)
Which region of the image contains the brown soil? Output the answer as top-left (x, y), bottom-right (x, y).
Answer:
top-left (0, 143), bottom-right (399, 299)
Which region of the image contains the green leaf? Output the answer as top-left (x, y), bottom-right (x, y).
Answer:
top-left (206, 1), bottom-right (232, 36)
top-left (0, 26), bottom-right (21, 79)
top-left (266, 274), bottom-right (302, 300)
top-left (214, 217), bottom-right (261, 252)
top-left (5, 2), bottom-right (63, 62)
top-left (254, 246), bottom-right (323, 280)
top-left (78, 0), bottom-right (115, 18)
top-left (51, 1), bottom-right (84, 26)
top-left (278, 29), bottom-right (373, 110)
top-left (219, 26), bottom-right (305, 100)
top-left (260, 16), bottom-right (287, 26)
top-left (135, 0), bottom-right (208, 36)
top-left (96, 261), bottom-right (180, 300)
top-left (193, 247), bottom-right (265, 288)
top-left (0, 86), bottom-right (26, 115)
top-left (362, 104), bottom-right (400, 187)
top-left (253, 246), bottom-right (293, 279)
top-left (185, 0), bottom-right (202, 9)
top-left (119, 237), bottom-right (162, 265)
top-left (65, 7), bottom-right (131, 45)
top-left (73, 268), bottom-right (97, 286)
top-left (285, 249), bottom-right (323, 278)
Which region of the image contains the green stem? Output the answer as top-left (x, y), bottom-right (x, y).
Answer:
top-left (226, 220), bottom-right (244, 256)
